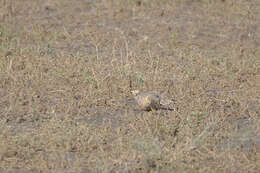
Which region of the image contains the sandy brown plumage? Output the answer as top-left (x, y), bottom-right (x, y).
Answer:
top-left (131, 90), bottom-right (174, 111)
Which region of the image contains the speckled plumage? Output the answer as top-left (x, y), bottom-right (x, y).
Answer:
top-left (131, 90), bottom-right (174, 111)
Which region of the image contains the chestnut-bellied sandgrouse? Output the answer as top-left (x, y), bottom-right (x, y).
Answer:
top-left (131, 90), bottom-right (174, 111)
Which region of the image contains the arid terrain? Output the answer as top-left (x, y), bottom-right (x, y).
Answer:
top-left (0, 0), bottom-right (259, 172)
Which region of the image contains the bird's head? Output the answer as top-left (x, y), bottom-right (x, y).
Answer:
top-left (131, 90), bottom-right (140, 96)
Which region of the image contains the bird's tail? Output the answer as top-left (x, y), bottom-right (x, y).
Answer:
top-left (160, 99), bottom-right (175, 111)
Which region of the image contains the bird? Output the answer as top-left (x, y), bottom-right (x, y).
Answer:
top-left (131, 90), bottom-right (174, 111)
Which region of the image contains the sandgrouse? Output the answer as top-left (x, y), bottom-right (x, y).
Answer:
top-left (131, 90), bottom-right (174, 111)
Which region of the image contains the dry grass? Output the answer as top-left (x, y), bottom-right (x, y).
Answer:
top-left (0, 0), bottom-right (259, 172)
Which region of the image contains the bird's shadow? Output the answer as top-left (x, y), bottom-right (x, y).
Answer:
top-left (133, 107), bottom-right (174, 112)
top-left (160, 107), bottom-right (174, 111)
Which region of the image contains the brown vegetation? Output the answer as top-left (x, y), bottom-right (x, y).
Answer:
top-left (0, 0), bottom-right (259, 172)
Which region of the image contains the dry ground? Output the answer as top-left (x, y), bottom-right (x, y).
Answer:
top-left (0, 0), bottom-right (259, 172)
